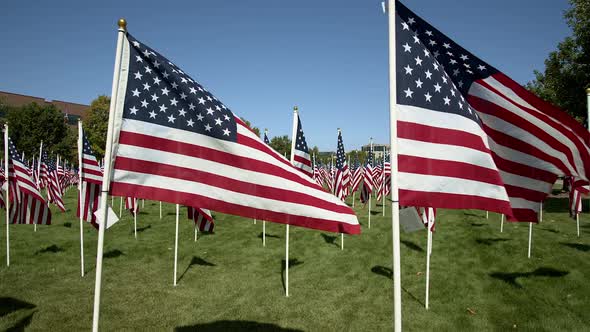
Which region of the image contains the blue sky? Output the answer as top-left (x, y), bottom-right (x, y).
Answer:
top-left (0, 0), bottom-right (570, 151)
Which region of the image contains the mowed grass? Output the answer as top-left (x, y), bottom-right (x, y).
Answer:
top-left (1, 189), bottom-right (590, 331)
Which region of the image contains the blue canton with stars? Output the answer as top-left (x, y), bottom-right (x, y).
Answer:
top-left (264, 131), bottom-right (270, 145)
top-left (336, 131), bottom-right (346, 170)
top-left (8, 137), bottom-right (24, 164)
top-left (366, 149), bottom-right (373, 167)
top-left (82, 130), bottom-right (96, 156)
top-left (124, 34), bottom-right (236, 141)
top-left (295, 116), bottom-right (309, 154)
top-left (395, 1), bottom-right (498, 124)
top-left (41, 151), bottom-right (57, 172)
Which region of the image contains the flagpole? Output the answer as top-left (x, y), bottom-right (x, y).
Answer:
top-left (368, 138), bottom-right (373, 229)
top-left (92, 18), bottom-right (126, 332)
top-left (174, 204), bottom-right (179, 286)
top-left (500, 214), bottom-right (504, 232)
top-left (382, 151), bottom-right (386, 216)
top-left (194, 222), bottom-right (198, 242)
top-left (4, 124), bottom-right (10, 267)
top-left (387, 0), bottom-right (402, 330)
top-left (286, 106), bottom-right (298, 297)
top-left (528, 222), bottom-right (533, 258)
top-left (425, 208), bottom-right (433, 310)
top-left (577, 212), bottom-right (580, 237)
top-left (78, 120), bottom-right (85, 277)
top-left (119, 197), bottom-right (123, 217)
top-left (539, 202), bottom-right (543, 222)
top-left (134, 198), bottom-right (137, 239)
top-left (338, 128), bottom-right (344, 251)
top-left (486, 211), bottom-right (488, 219)
top-left (35, 142), bottom-right (43, 233)
top-left (160, 201), bottom-right (162, 219)
top-left (263, 220), bottom-right (266, 247)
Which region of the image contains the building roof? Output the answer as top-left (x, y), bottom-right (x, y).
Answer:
top-left (0, 90), bottom-right (90, 119)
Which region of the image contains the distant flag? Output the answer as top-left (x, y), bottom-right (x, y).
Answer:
top-left (0, 166), bottom-right (5, 209)
top-left (292, 114), bottom-right (314, 178)
top-left (569, 178), bottom-right (589, 219)
top-left (6, 136), bottom-right (51, 225)
top-left (42, 152), bottom-right (66, 212)
top-left (106, 33), bottom-right (359, 234)
top-left (263, 130), bottom-right (270, 145)
top-left (77, 127), bottom-right (103, 228)
top-left (125, 197), bottom-right (138, 217)
top-left (187, 207), bottom-right (214, 232)
top-left (334, 130), bottom-right (350, 201)
top-left (396, 2), bottom-right (590, 221)
top-left (350, 157), bottom-right (363, 194)
top-left (360, 149), bottom-right (375, 204)
top-left (418, 207), bottom-right (436, 232)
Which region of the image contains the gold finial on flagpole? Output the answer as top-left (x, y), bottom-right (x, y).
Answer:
top-left (118, 18), bottom-right (127, 30)
top-left (586, 87), bottom-right (590, 95)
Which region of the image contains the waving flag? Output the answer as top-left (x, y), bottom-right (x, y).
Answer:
top-left (334, 130), bottom-right (350, 201)
top-left (396, 1), bottom-right (590, 221)
top-left (187, 207), bottom-right (214, 232)
top-left (292, 114), bottom-right (314, 178)
top-left (42, 152), bottom-right (66, 212)
top-left (106, 34), bottom-right (359, 234)
top-left (350, 158), bottom-right (363, 194)
top-left (360, 150), bottom-right (375, 204)
top-left (125, 197), bottom-right (138, 217)
top-left (77, 127), bottom-right (103, 228)
top-left (569, 178), bottom-right (589, 219)
top-left (6, 136), bottom-right (51, 225)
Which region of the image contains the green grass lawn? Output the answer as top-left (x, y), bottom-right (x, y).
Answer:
top-left (1, 189), bottom-right (589, 331)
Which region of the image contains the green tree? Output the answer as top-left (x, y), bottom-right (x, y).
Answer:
top-left (240, 117), bottom-right (261, 138)
top-left (5, 102), bottom-right (71, 161)
top-left (310, 146), bottom-right (320, 160)
top-left (527, 0), bottom-right (590, 124)
top-left (85, 95), bottom-right (110, 159)
top-left (269, 135), bottom-right (291, 157)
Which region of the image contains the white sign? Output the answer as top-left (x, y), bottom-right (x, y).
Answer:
top-left (93, 206), bottom-right (120, 229)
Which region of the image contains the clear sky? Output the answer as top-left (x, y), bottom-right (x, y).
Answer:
top-left (0, 0), bottom-right (571, 151)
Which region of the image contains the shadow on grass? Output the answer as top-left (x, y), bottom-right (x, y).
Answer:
top-left (400, 240), bottom-right (424, 252)
top-left (175, 320), bottom-right (303, 331)
top-left (560, 242), bottom-right (590, 252)
top-left (6, 311), bottom-right (35, 332)
top-left (489, 267), bottom-right (569, 288)
top-left (63, 222), bottom-right (72, 228)
top-left (475, 238), bottom-right (510, 246)
top-left (321, 234), bottom-right (338, 247)
top-left (258, 232), bottom-right (280, 239)
top-left (104, 249), bottom-right (124, 259)
top-left (370, 266), bottom-right (425, 306)
top-left (470, 223), bottom-right (486, 227)
top-left (136, 225), bottom-right (151, 233)
top-left (0, 297), bottom-right (35, 318)
top-left (35, 245), bottom-right (64, 254)
top-left (177, 256), bottom-right (216, 283)
top-left (537, 228), bottom-right (559, 234)
top-left (370, 210), bottom-right (381, 215)
top-left (464, 212), bottom-right (483, 218)
top-left (281, 259), bottom-right (303, 293)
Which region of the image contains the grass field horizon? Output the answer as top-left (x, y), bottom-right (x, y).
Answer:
top-left (1, 188), bottom-right (589, 331)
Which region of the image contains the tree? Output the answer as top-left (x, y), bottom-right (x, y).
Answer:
top-left (5, 102), bottom-right (71, 161)
top-left (310, 146), bottom-right (320, 160)
top-left (85, 95), bottom-right (110, 159)
top-left (240, 117), bottom-right (261, 138)
top-left (526, 0), bottom-right (590, 125)
top-left (269, 135), bottom-right (291, 157)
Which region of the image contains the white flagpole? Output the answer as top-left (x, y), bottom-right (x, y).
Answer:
top-left (425, 208), bottom-right (433, 310)
top-left (528, 222), bottom-right (533, 258)
top-left (92, 19), bottom-right (126, 332)
top-left (119, 197), bottom-right (123, 217)
top-left (111, 196), bottom-right (114, 207)
top-left (194, 222), bottom-right (198, 242)
top-left (539, 202), bottom-right (543, 222)
top-left (159, 201), bottom-right (162, 219)
top-left (486, 211), bottom-right (488, 219)
top-left (133, 198), bottom-right (137, 239)
top-left (382, 152), bottom-right (386, 216)
top-left (387, 1), bottom-right (402, 330)
top-left (174, 204), bottom-right (179, 286)
top-left (4, 124), bottom-right (10, 267)
top-left (254, 218), bottom-right (256, 224)
top-left (577, 212), bottom-right (580, 237)
top-left (338, 128), bottom-right (344, 251)
top-left (500, 214), bottom-right (504, 233)
top-left (286, 106), bottom-right (298, 297)
top-left (35, 142), bottom-right (43, 233)
top-left (368, 138), bottom-right (373, 229)
top-left (142, 199), bottom-right (144, 208)
top-left (78, 120), bottom-right (85, 277)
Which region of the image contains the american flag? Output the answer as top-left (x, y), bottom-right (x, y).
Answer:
top-left (263, 130), bottom-right (270, 145)
top-left (350, 157), bottom-right (363, 194)
top-left (360, 150), bottom-right (375, 204)
top-left (6, 136), bottom-right (51, 225)
top-left (107, 34), bottom-right (358, 234)
top-left (396, 2), bottom-right (590, 221)
top-left (187, 207), bottom-right (214, 232)
top-left (569, 178), bottom-right (589, 219)
top-left (377, 153), bottom-right (391, 201)
top-left (125, 197), bottom-right (138, 217)
top-left (77, 127), bottom-right (102, 228)
top-left (417, 206), bottom-right (436, 232)
top-left (292, 114), bottom-right (314, 178)
top-left (334, 130), bottom-right (350, 200)
top-left (42, 152), bottom-right (66, 212)
top-left (0, 166), bottom-right (6, 209)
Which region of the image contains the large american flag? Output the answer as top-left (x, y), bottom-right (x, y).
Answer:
top-left (7, 136), bottom-right (51, 225)
top-left (292, 114), bottom-right (314, 178)
top-left (396, 1), bottom-right (590, 221)
top-left (107, 34), bottom-right (359, 234)
top-left (41, 152), bottom-right (66, 212)
top-left (334, 130), bottom-right (349, 200)
top-left (77, 128), bottom-right (102, 228)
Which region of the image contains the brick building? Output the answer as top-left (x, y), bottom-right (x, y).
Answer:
top-left (0, 90), bottom-right (90, 125)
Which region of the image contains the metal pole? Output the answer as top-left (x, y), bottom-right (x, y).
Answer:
top-left (286, 106), bottom-right (298, 297)
top-left (425, 209), bottom-right (433, 310)
top-left (528, 222), bottom-right (533, 258)
top-left (500, 214), bottom-right (504, 233)
top-left (5, 125), bottom-right (10, 267)
top-left (387, 1), bottom-right (402, 329)
top-left (78, 121), bottom-right (85, 277)
top-left (92, 18), bottom-right (127, 332)
top-left (174, 204), bottom-right (179, 286)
